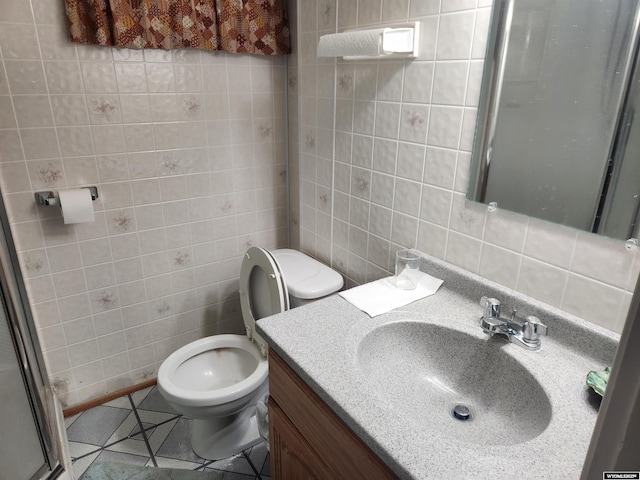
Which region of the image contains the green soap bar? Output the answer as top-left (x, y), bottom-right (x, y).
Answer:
top-left (586, 366), bottom-right (611, 397)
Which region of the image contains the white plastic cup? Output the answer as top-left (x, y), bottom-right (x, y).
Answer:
top-left (395, 249), bottom-right (420, 290)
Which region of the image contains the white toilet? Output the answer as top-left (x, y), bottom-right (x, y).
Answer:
top-left (157, 247), bottom-right (343, 460)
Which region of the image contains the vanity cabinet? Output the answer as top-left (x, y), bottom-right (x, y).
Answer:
top-left (268, 351), bottom-right (398, 480)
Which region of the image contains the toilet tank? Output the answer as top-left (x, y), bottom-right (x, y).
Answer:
top-left (270, 249), bottom-right (343, 308)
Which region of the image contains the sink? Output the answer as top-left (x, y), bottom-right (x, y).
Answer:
top-left (258, 251), bottom-right (619, 479)
top-left (357, 321), bottom-right (552, 446)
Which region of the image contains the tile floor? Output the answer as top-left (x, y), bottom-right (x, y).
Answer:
top-left (65, 386), bottom-right (270, 479)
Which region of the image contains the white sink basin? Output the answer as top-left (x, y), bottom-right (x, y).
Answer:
top-left (357, 321), bottom-right (552, 445)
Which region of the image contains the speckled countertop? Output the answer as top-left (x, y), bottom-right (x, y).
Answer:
top-left (256, 253), bottom-right (620, 479)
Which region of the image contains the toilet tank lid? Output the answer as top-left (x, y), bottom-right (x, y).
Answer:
top-left (270, 249), bottom-right (343, 299)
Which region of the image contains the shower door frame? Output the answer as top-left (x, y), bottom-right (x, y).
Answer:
top-left (0, 192), bottom-right (66, 480)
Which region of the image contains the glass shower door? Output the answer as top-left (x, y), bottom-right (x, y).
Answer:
top-left (0, 193), bottom-right (65, 480)
top-left (0, 295), bottom-right (48, 479)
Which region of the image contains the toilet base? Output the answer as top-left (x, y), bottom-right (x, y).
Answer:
top-left (190, 407), bottom-right (263, 460)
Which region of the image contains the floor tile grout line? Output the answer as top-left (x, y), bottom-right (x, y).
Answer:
top-left (242, 449), bottom-right (262, 479)
top-left (67, 401), bottom-right (136, 461)
top-left (70, 387), bottom-right (268, 476)
top-left (131, 387), bottom-right (153, 409)
top-left (152, 414), bottom-right (182, 427)
top-left (70, 413), bottom-right (182, 463)
top-left (131, 414), bottom-right (183, 436)
top-left (70, 446), bottom-right (105, 463)
top-left (194, 460), bottom-right (215, 471)
top-left (260, 449), bottom-right (270, 476)
top-left (152, 417), bottom-right (209, 468)
top-left (128, 393), bottom-right (158, 467)
top-left (69, 408), bottom-right (135, 463)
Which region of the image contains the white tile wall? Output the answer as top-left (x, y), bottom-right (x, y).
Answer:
top-left (292, 0), bottom-right (639, 334)
top-left (0, 0), bottom-right (287, 407)
top-left (2, 0), bottom-right (638, 409)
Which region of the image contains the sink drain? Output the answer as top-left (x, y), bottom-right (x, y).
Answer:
top-left (451, 404), bottom-right (472, 421)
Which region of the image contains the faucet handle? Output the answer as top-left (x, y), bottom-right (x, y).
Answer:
top-left (480, 296), bottom-right (501, 318)
top-left (522, 316), bottom-right (548, 344)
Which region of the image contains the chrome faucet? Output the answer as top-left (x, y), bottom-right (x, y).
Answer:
top-left (479, 297), bottom-right (548, 350)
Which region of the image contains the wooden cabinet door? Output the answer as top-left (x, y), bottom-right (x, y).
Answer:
top-left (270, 399), bottom-right (338, 480)
top-left (268, 351), bottom-right (398, 480)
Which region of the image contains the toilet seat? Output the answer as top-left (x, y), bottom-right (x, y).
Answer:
top-left (239, 247), bottom-right (289, 354)
top-left (156, 246), bottom-right (344, 461)
top-left (158, 335), bottom-right (268, 408)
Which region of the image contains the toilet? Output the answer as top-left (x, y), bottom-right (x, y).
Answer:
top-left (157, 247), bottom-right (343, 460)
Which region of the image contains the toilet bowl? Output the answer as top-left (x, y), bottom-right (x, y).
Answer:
top-left (157, 247), bottom-right (343, 460)
top-left (157, 335), bottom-right (268, 459)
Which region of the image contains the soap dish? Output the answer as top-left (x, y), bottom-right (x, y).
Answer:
top-left (586, 366), bottom-right (611, 397)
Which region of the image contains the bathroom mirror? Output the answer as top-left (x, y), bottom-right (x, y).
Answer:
top-left (468, 0), bottom-right (640, 240)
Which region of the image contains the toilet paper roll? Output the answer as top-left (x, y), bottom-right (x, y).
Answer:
top-left (59, 189), bottom-right (95, 224)
top-left (317, 29), bottom-right (387, 57)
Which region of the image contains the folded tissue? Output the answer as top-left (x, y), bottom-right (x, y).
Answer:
top-left (339, 271), bottom-right (443, 317)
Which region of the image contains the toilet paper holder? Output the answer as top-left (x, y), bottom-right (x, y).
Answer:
top-left (34, 186), bottom-right (99, 206)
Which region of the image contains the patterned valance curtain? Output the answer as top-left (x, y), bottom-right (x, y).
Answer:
top-left (64, 0), bottom-right (290, 55)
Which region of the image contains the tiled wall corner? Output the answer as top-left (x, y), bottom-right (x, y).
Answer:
top-left (0, 0), bottom-right (288, 407)
top-left (287, 0), bottom-right (301, 250)
top-left (295, 0), bottom-right (338, 268)
top-left (294, 0), bottom-right (639, 333)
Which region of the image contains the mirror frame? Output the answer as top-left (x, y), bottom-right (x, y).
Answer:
top-left (468, 0), bottom-right (640, 240)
